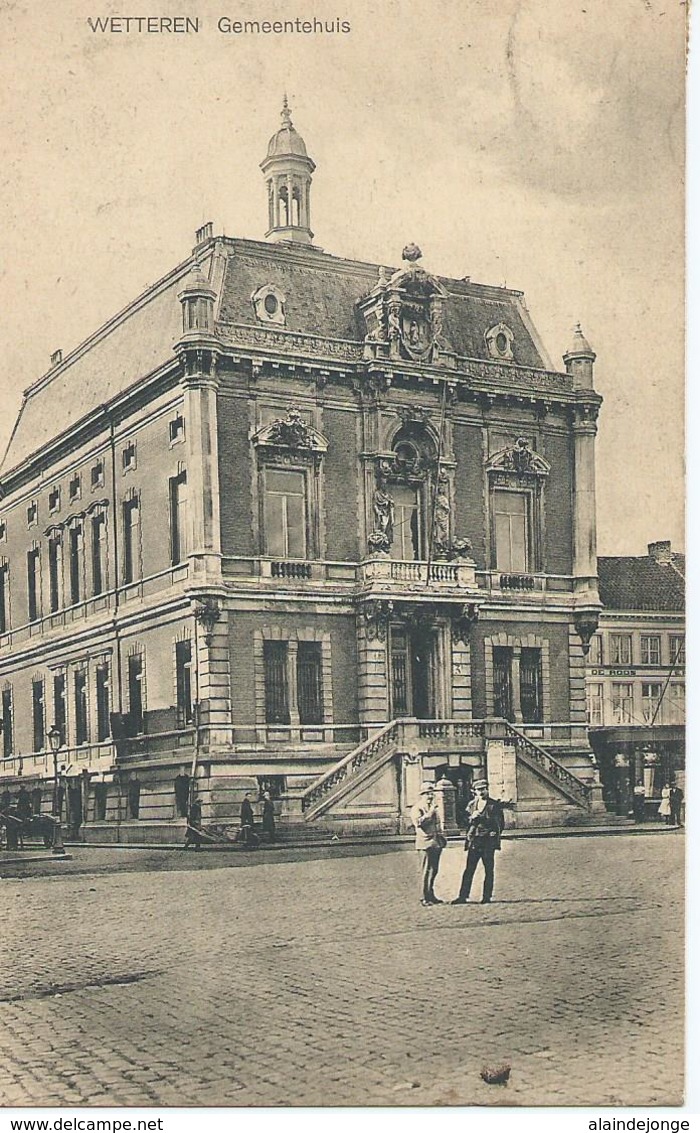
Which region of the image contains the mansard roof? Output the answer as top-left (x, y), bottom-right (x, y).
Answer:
top-left (598, 555), bottom-right (685, 613)
top-left (1, 235), bottom-right (554, 481)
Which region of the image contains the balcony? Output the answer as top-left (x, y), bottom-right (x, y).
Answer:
top-left (359, 556), bottom-right (477, 595)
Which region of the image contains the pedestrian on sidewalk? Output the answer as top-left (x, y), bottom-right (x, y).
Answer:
top-left (670, 783), bottom-right (684, 827)
top-left (261, 790), bottom-right (276, 843)
top-left (184, 797), bottom-right (203, 851)
top-left (239, 793), bottom-right (259, 847)
top-left (633, 781), bottom-right (646, 823)
top-left (658, 783), bottom-right (672, 825)
top-left (411, 782), bottom-right (445, 907)
top-left (452, 779), bottom-right (504, 905)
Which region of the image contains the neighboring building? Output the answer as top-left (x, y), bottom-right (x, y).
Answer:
top-left (0, 102), bottom-right (606, 841)
top-left (586, 541), bottom-right (685, 813)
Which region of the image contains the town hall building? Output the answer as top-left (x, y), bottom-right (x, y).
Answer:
top-left (0, 101), bottom-right (606, 841)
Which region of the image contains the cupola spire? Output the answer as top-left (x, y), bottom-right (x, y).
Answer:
top-left (260, 97), bottom-right (316, 245)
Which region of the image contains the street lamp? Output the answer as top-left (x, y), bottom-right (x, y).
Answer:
top-left (47, 724), bottom-right (65, 856)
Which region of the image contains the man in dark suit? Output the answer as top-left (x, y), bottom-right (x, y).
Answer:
top-left (452, 779), bottom-right (504, 905)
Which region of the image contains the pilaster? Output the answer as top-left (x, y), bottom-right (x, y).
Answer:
top-left (182, 353), bottom-right (223, 587)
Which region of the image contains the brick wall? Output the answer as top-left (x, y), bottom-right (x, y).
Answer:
top-left (452, 421), bottom-right (487, 566)
top-left (542, 430), bottom-right (573, 575)
top-left (322, 408), bottom-right (360, 561)
top-left (218, 395), bottom-right (254, 556)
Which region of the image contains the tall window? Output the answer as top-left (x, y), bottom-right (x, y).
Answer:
top-left (390, 626), bottom-right (410, 717)
top-left (494, 490), bottom-right (529, 572)
top-left (91, 512), bottom-right (107, 596)
top-left (68, 523), bottom-right (84, 605)
top-left (640, 635), bottom-right (661, 666)
top-left (493, 647), bottom-right (514, 720)
top-left (32, 679), bottom-right (45, 752)
top-left (123, 495), bottom-right (141, 583)
top-left (264, 469), bottom-right (307, 558)
top-left (0, 562), bottom-right (9, 633)
top-left (74, 670), bottom-right (88, 745)
top-left (669, 635), bottom-right (685, 665)
top-left (611, 682), bottom-right (634, 724)
top-left (53, 674), bottom-right (66, 745)
top-left (588, 635), bottom-right (603, 666)
top-left (128, 654), bottom-right (144, 733)
top-left (609, 634), bottom-right (632, 666)
top-left (27, 548), bottom-right (41, 622)
top-left (48, 535), bottom-right (62, 613)
top-left (2, 688), bottom-right (13, 757)
top-left (586, 683), bottom-right (604, 726)
top-left (176, 640), bottom-right (193, 725)
top-left (520, 648), bottom-right (543, 724)
top-left (641, 682), bottom-right (662, 724)
top-left (297, 642), bottom-right (323, 725)
top-left (263, 641), bottom-right (290, 724)
top-left (96, 664), bottom-right (111, 741)
top-left (392, 485), bottom-right (422, 560)
top-left (169, 469), bottom-right (189, 565)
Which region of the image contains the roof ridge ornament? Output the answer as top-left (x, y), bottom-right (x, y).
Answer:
top-left (281, 93), bottom-right (293, 128)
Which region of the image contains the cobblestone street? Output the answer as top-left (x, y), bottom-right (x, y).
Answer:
top-left (0, 831), bottom-right (684, 1108)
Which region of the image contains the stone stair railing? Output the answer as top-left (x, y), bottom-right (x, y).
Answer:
top-left (503, 722), bottom-right (591, 809)
top-left (301, 719), bottom-right (401, 821)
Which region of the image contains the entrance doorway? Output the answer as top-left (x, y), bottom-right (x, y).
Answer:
top-left (390, 623), bottom-right (444, 719)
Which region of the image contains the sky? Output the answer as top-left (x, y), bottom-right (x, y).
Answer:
top-left (0, 0), bottom-right (686, 556)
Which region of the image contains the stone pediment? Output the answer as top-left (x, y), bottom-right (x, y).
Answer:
top-left (486, 438), bottom-right (550, 478)
top-left (251, 408), bottom-right (328, 453)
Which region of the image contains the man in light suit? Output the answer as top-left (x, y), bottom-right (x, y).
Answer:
top-left (452, 779), bottom-right (504, 905)
top-left (411, 782), bottom-right (445, 906)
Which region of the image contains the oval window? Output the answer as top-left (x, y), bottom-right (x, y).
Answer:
top-left (496, 332), bottom-right (508, 354)
top-left (264, 293), bottom-right (279, 316)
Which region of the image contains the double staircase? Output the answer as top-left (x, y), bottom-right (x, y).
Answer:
top-left (298, 717), bottom-right (596, 832)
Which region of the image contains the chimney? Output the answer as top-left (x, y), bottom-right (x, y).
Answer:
top-left (50, 349), bottom-right (62, 367)
top-left (648, 540), bottom-right (672, 564)
top-left (195, 221), bottom-right (214, 247)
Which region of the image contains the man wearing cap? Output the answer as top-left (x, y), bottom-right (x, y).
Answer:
top-left (411, 782), bottom-right (446, 907)
top-left (452, 779), bottom-right (504, 905)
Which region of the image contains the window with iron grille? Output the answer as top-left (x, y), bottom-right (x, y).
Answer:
top-left (520, 648), bottom-right (543, 723)
top-left (96, 664), bottom-right (111, 741)
top-left (2, 688), bottom-right (13, 757)
top-left (297, 642), bottom-right (323, 725)
top-left (176, 639), bottom-right (193, 725)
top-left (53, 673), bottom-right (66, 745)
top-left (27, 548), bottom-right (41, 622)
top-left (493, 647), bottom-right (513, 720)
top-left (74, 670), bottom-right (88, 745)
top-left (390, 626), bottom-right (410, 716)
top-left (32, 680), bottom-right (45, 753)
top-left (263, 641), bottom-right (289, 725)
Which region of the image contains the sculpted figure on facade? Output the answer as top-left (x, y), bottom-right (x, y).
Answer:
top-left (372, 476), bottom-right (395, 547)
top-left (432, 474), bottom-right (451, 555)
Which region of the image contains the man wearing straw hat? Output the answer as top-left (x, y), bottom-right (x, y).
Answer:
top-left (411, 781), bottom-right (446, 906)
top-left (452, 778), bottom-right (504, 905)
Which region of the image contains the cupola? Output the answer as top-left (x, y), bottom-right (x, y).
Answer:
top-left (563, 323), bottom-right (596, 389)
top-left (260, 96), bottom-right (316, 245)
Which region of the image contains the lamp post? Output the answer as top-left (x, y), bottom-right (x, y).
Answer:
top-left (48, 724), bottom-right (65, 856)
